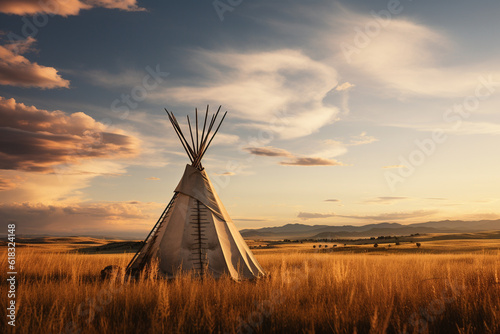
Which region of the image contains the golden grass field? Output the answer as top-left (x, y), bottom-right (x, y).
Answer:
top-left (1, 237), bottom-right (500, 334)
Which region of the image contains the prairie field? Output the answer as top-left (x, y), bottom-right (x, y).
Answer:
top-left (1, 238), bottom-right (500, 334)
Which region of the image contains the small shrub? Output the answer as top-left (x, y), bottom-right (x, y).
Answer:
top-left (374, 243), bottom-right (379, 248)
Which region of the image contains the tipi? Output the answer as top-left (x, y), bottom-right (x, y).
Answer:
top-left (126, 106), bottom-right (265, 280)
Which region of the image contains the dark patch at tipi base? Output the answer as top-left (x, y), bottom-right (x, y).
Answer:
top-left (100, 265), bottom-right (122, 280)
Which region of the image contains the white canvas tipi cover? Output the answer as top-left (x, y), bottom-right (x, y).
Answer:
top-left (127, 107), bottom-right (265, 280)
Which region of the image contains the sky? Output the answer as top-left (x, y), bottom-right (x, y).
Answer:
top-left (1, 0), bottom-right (499, 237)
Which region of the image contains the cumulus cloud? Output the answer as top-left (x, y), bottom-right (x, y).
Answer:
top-left (244, 145), bottom-right (345, 166)
top-left (153, 49), bottom-right (339, 139)
top-left (0, 0), bottom-right (145, 16)
top-left (0, 96), bottom-right (140, 172)
top-left (0, 201), bottom-right (159, 236)
top-left (0, 37), bottom-right (69, 88)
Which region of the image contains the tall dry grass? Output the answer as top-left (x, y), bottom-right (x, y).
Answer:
top-left (1, 248), bottom-right (499, 333)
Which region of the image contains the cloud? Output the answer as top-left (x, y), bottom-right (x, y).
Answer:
top-left (280, 157), bottom-right (344, 166)
top-left (425, 121), bottom-right (500, 136)
top-left (153, 49), bottom-right (339, 139)
top-left (383, 165), bottom-right (406, 169)
top-left (337, 210), bottom-right (438, 221)
top-left (0, 96), bottom-right (140, 172)
top-left (212, 171), bottom-right (235, 176)
top-left (335, 82), bottom-right (355, 91)
top-left (0, 163), bottom-right (126, 204)
top-left (80, 68), bottom-right (145, 88)
top-left (348, 132), bottom-right (378, 146)
top-left (387, 120), bottom-right (500, 137)
top-left (298, 212), bottom-right (335, 220)
top-left (364, 197), bottom-right (409, 204)
top-left (145, 177), bottom-right (160, 180)
top-left (211, 133), bottom-right (240, 146)
top-left (298, 209), bottom-right (437, 221)
top-left (338, 16), bottom-right (499, 98)
top-left (0, 37), bottom-right (69, 88)
top-left (244, 145), bottom-right (345, 166)
top-left (233, 217), bottom-right (267, 222)
top-left (462, 212), bottom-right (500, 220)
top-left (88, 0), bottom-right (145, 12)
top-left (324, 199), bottom-right (340, 202)
top-left (0, 201), bottom-right (159, 236)
top-left (0, 0), bottom-right (145, 16)
top-left (0, 176), bottom-right (18, 191)
top-left (244, 146), bottom-right (291, 157)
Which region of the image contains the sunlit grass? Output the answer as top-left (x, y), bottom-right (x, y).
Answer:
top-left (1, 241), bottom-right (499, 333)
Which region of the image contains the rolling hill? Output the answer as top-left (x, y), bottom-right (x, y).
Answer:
top-left (240, 219), bottom-right (500, 240)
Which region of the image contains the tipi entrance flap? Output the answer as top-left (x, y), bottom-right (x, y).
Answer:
top-left (175, 164), bottom-right (224, 220)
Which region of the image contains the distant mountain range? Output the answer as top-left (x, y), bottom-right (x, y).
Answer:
top-left (240, 219), bottom-right (500, 240)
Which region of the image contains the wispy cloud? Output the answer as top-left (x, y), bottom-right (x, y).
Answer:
top-left (298, 212), bottom-right (335, 220)
top-left (383, 165), bottom-right (406, 169)
top-left (348, 132), bottom-right (378, 146)
top-left (80, 68), bottom-right (145, 88)
top-left (364, 197), bottom-right (409, 204)
top-left (0, 176), bottom-right (18, 191)
top-left (212, 171), bottom-right (235, 176)
top-left (244, 146), bottom-right (291, 157)
top-left (280, 157), bottom-right (343, 166)
top-left (335, 82), bottom-right (355, 91)
top-left (244, 145), bottom-right (345, 166)
top-left (233, 217), bottom-right (268, 222)
top-left (297, 210), bottom-right (437, 221)
top-left (0, 0), bottom-right (145, 16)
top-left (145, 177), bottom-right (160, 180)
top-left (0, 201), bottom-right (159, 235)
top-left (337, 210), bottom-right (438, 221)
top-left (337, 15), bottom-right (500, 98)
top-left (324, 199), bottom-right (340, 202)
top-left (153, 49), bottom-right (340, 139)
top-left (0, 37), bottom-right (69, 88)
